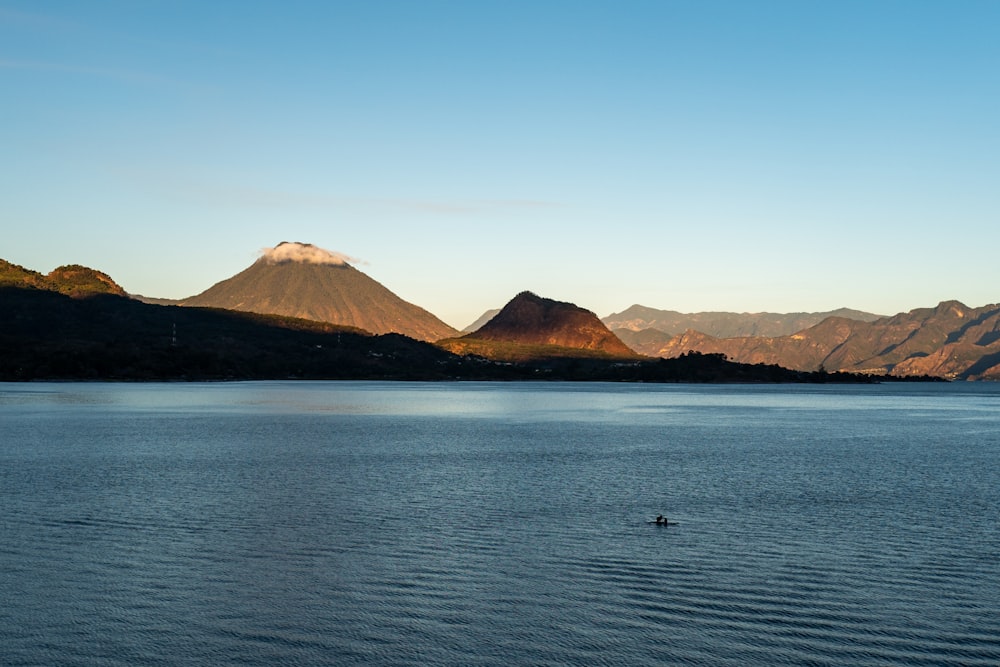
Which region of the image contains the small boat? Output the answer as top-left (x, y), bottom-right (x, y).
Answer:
top-left (648, 514), bottom-right (677, 526)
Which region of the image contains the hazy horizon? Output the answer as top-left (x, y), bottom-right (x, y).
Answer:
top-left (3, 2), bottom-right (998, 329)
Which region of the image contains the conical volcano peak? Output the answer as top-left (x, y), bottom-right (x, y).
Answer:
top-left (181, 244), bottom-right (458, 342)
top-left (259, 242), bottom-right (357, 266)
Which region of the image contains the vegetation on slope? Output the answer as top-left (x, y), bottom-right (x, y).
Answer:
top-left (0, 259), bottom-right (125, 297)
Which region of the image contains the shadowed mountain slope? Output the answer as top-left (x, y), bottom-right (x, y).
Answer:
top-left (0, 284), bottom-right (476, 381)
top-left (180, 243), bottom-right (458, 342)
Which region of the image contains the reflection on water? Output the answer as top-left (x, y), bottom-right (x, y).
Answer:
top-left (1, 381), bottom-right (999, 666)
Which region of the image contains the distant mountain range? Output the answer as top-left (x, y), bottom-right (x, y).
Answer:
top-left (451, 298), bottom-right (1000, 381)
top-left (603, 304), bottom-right (883, 338)
top-left (2, 244), bottom-right (994, 379)
top-left (179, 242), bottom-right (457, 342)
top-left (1, 255), bottom-right (855, 383)
top-left (648, 301), bottom-right (1000, 380)
top-left (462, 309), bottom-right (500, 333)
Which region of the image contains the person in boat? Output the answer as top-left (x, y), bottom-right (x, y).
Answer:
top-left (655, 514), bottom-right (665, 524)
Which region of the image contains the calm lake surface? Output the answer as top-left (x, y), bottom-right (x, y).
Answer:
top-left (2, 381), bottom-right (999, 666)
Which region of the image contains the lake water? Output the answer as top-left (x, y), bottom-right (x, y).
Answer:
top-left (2, 381), bottom-right (999, 666)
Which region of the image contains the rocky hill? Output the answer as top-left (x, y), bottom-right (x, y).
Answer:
top-left (651, 301), bottom-right (1000, 380)
top-left (1, 259), bottom-right (126, 297)
top-left (439, 291), bottom-right (638, 362)
top-left (604, 304), bottom-right (882, 339)
top-left (180, 242), bottom-right (457, 342)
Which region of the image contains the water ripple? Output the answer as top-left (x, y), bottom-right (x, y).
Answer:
top-left (3, 382), bottom-right (1000, 666)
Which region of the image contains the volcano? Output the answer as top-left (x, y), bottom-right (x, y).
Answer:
top-left (180, 242), bottom-right (458, 342)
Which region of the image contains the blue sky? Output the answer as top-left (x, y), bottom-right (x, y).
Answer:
top-left (3, 1), bottom-right (999, 329)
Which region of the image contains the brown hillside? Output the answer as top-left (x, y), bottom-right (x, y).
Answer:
top-left (440, 291), bottom-right (638, 361)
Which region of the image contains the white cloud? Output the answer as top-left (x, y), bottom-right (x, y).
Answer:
top-left (259, 242), bottom-right (358, 266)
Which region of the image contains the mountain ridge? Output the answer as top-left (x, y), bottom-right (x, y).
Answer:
top-left (648, 300), bottom-right (1000, 380)
top-left (603, 304), bottom-right (883, 338)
